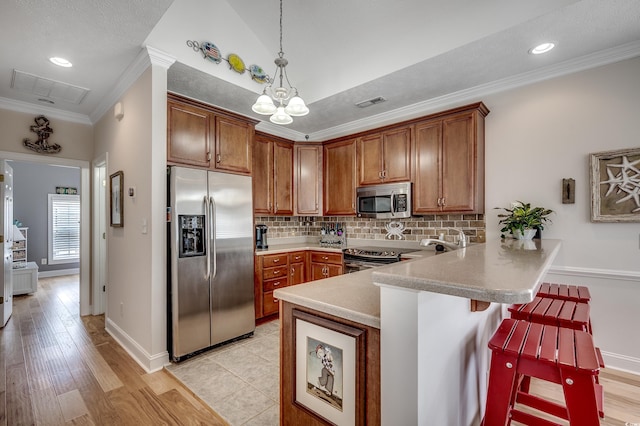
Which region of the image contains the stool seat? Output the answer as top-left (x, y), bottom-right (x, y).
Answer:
top-left (509, 296), bottom-right (591, 332)
top-left (537, 282), bottom-right (591, 302)
top-left (483, 318), bottom-right (603, 426)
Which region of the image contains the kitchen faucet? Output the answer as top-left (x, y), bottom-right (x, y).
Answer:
top-left (419, 227), bottom-right (467, 251)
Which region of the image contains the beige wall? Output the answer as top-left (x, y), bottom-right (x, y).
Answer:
top-left (93, 61), bottom-right (168, 370)
top-left (0, 108), bottom-right (93, 160)
top-left (482, 57), bottom-right (640, 372)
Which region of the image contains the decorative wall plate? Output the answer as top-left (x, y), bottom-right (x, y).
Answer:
top-left (202, 42), bottom-right (222, 64)
top-left (227, 53), bottom-right (245, 74)
top-left (249, 64), bottom-right (269, 83)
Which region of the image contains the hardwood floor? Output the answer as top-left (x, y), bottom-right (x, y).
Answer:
top-left (0, 275), bottom-right (227, 425)
top-left (2, 275), bottom-right (639, 425)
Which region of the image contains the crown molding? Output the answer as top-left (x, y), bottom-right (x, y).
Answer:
top-left (255, 121), bottom-right (307, 141)
top-left (0, 97), bottom-right (91, 125)
top-left (308, 40), bottom-right (640, 142)
top-left (89, 46), bottom-right (176, 124)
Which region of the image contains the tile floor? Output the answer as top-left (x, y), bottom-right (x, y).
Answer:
top-left (166, 320), bottom-right (280, 426)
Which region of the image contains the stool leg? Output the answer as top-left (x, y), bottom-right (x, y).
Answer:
top-left (483, 352), bottom-right (518, 426)
top-left (560, 370), bottom-right (600, 426)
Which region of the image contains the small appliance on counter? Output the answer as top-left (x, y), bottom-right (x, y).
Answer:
top-left (256, 224), bottom-right (268, 249)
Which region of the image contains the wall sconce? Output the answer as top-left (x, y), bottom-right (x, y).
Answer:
top-left (114, 102), bottom-right (124, 121)
top-left (562, 178), bottom-right (575, 204)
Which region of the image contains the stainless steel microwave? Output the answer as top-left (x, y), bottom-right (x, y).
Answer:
top-left (356, 182), bottom-right (412, 219)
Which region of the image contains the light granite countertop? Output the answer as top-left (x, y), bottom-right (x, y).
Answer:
top-left (273, 239), bottom-right (561, 328)
top-left (372, 238), bottom-right (561, 304)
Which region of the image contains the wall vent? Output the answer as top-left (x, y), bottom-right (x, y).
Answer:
top-left (11, 69), bottom-right (89, 104)
top-left (355, 96), bottom-right (386, 108)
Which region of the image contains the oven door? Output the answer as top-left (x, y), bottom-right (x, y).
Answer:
top-left (344, 257), bottom-right (399, 273)
top-left (344, 261), bottom-right (378, 273)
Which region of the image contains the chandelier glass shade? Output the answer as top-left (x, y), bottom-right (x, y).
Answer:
top-left (251, 0), bottom-right (308, 125)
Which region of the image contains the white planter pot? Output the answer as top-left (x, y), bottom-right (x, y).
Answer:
top-left (513, 229), bottom-right (536, 240)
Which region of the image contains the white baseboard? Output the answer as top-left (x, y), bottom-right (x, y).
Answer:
top-left (105, 317), bottom-right (169, 373)
top-left (600, 351), bottom-right (640, 375)
top-left (38, 268), bottom-right (80, 278)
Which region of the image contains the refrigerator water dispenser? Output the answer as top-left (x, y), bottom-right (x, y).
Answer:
top-left (179, 215), bottom-right (205, 257)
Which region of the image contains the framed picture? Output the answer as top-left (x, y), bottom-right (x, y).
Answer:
top-left (590, 147), bottom-right (640, 222)
top-left (110, 171), bottom-right (124, 227)
top-left (292, 309), bottom-right (365, 425)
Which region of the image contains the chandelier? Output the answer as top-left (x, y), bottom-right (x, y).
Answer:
top-left (251, 0), bottom-right (308, 125)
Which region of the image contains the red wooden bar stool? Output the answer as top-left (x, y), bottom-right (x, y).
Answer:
top-left (482, 318), bottom-right (604, 426)
top-left (508, 296), bottom-right (592, 333)
top-left (536, 282), bottom-right (591, 303)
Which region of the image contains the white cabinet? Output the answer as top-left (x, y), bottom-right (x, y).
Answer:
top-left (13, 261), bottom-right (38, 295)
top-left (12, 226), bottom-right (27, 268)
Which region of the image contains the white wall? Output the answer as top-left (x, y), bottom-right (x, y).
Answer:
top-left (483, 57), bottom-right (640, 372)
top-left (92, 48), bottom-right (171, 371)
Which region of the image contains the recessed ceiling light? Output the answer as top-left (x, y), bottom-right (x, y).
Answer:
top-left (529, 43), bottom-right (555, 55)
top-left (49, 57), bottom-right (73, 67)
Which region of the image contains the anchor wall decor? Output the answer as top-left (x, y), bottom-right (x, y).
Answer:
top-left (23, 115), bottom-right (62, 154)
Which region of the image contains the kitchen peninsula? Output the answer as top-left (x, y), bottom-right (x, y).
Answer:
top-left (274, 238), bottom-right (561, 425)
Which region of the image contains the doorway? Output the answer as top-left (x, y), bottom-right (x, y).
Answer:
top-left (92, 155), bottom-right (107, 315)
top-left (0, 150), bottom-right (91, 315)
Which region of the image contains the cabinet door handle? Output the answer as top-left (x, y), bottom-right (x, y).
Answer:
top-left (442, 197), bottom-right (446, 206)
top-left (273, 270), bottom-right (280, 275)
top-left (207, 152), bottom-right (212, 161)
top-left (290, 267), bottom-right (294, 276)
top-left (273, 297), bottom-right (279, 303)
top-left (216, 154), bottom-right (221, 163)
top-left (273, 281), bottom-right (281, 286)
top-left (272, 258), bottom-right (280, 263)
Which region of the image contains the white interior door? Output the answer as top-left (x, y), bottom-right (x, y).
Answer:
top-left (1, 160), bottom-right (13, 327)
top-left (92, 158), bottom-right (107, 315)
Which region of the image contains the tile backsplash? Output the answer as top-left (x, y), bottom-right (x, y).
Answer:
top-left (254, 214), bottom-right (486, 243)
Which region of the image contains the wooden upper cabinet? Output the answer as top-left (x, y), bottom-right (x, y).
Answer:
top-left (294, 144), bottom-right (323, 215)
top-left (214, 115), bottom-right (253, 175)
top-left (273, 141), bottom-right (294, 215)
top-left (324, 139), bottom-right (357, 215)
top-left (252, 133), bottom-right (293, 215)
top-left (357, 126), bottom-right (411, 186)
top-left (413, 104), bottom-right (488, 214)
top-left (413, 120), bottom-right (442, 212)
top-left (167, 100), bottom-right (212, 168)
top-left (167, 93), bottom-right (256, 175)
top-left (252, 135), bottom-right (274, 214)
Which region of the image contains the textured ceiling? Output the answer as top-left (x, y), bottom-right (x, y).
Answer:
top-left (1, 0), bottom-right (640, 141)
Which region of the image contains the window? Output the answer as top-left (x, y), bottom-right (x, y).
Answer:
top-left (48, 194), bottom-right (80, 264)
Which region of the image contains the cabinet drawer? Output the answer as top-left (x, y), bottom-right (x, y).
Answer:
top-left (263, 291), bottom-right (280, 316)
top-left (263, 253), bottom-right (288, 267)
top-left (310, 252), bottom-right (343, 265)
top-left (263, 277), bottom-right (287, 292)
top-left (263, 266), bottom-right (288, 279)
top-left (288, 251), bottom-right (306, 263)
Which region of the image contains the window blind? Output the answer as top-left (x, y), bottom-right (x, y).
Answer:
top-left (48, 194), bottom-right (80, 264)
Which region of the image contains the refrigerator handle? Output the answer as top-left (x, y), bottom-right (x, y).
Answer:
top-left (209, 195), bottom-right (217, 280)
top-left (204, 196), bottom-right (211, 280)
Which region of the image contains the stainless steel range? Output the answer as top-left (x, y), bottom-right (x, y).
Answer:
top-left (342, 246), bottom-right (417, 273)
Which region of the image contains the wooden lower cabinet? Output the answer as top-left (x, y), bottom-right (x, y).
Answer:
top-left (309, 251), bottom-right (344, 280)
top-left (255, 250), bottom-right (343, 320)
top-left (289, 251), bottom-right (306, 285)
top-left (280, 302), bottom-right (381, 425)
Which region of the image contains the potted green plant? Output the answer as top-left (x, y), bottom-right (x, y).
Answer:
top-left (495, 201), bottom-right (553, 240)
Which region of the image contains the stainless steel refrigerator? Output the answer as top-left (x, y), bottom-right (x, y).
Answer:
top-left (168, 166), bottom-right (255, 361)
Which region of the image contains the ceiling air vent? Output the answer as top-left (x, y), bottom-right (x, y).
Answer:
top-left (11, 69), bottom-right (89, 104)
top-left (355, 96), bottom-right (386, 108)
